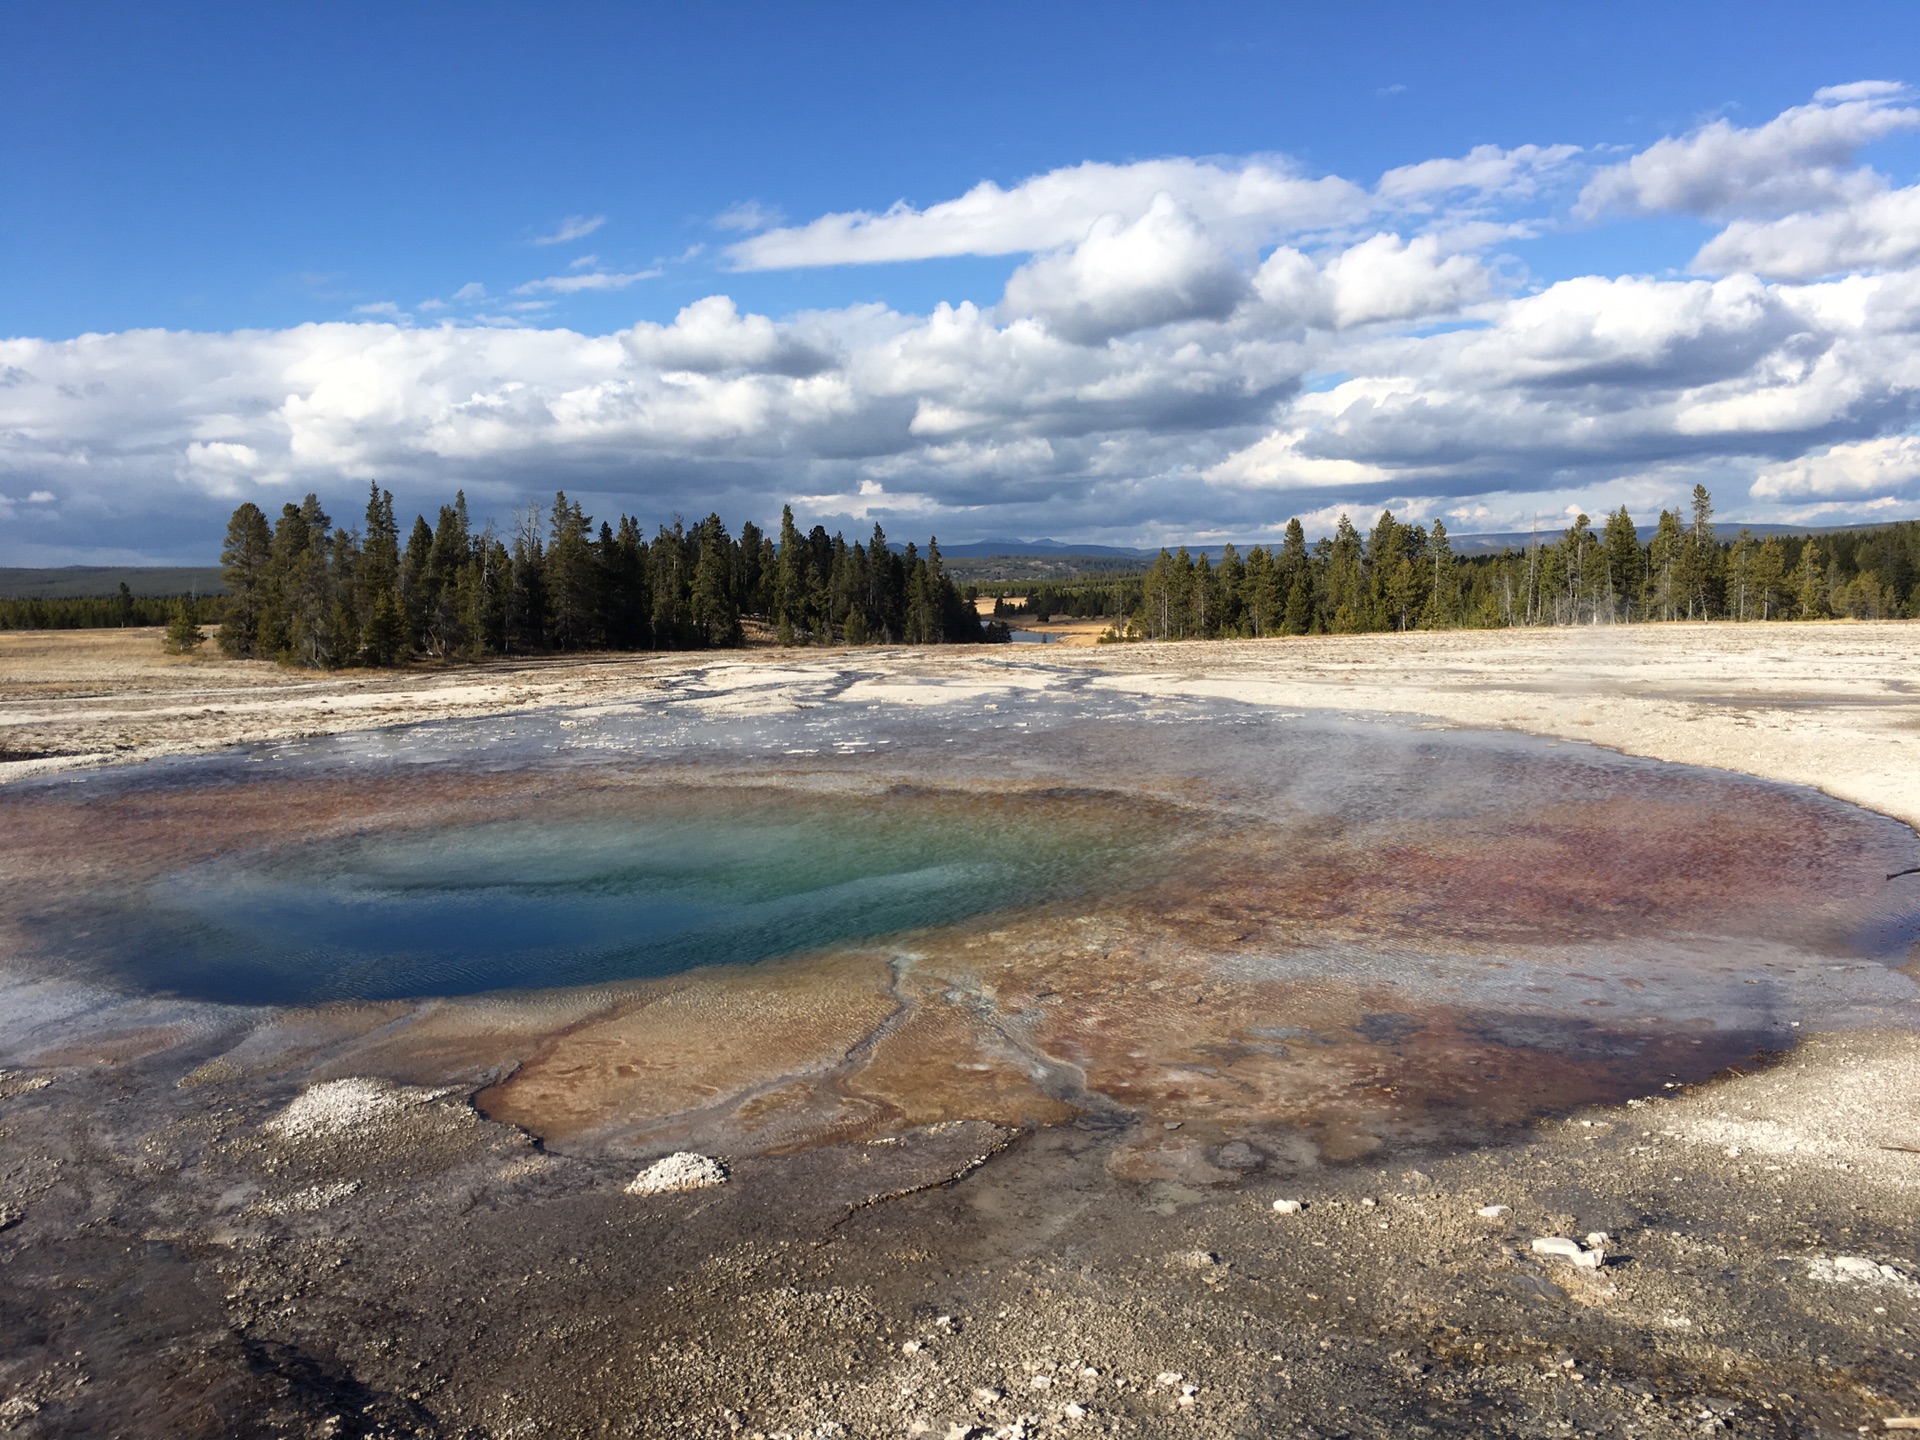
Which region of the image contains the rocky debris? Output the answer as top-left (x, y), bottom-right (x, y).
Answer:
top-left (0, 1396), bottom-right (42, 1425)
top-left (1477, 1203), bottom-right (1510, 1218)
top-left (1531, 1235), bottom-right (1605, 1268)
top-left (263, 1077), bottom-right (451, 1142)
top-left (0, 1069), bottom-right (52, 1103)
top-left (246, 1180), bottom-right (360, 1216)
top-left (0, 1203), bottom-right (22, 1233)
top-left (176, 1056), bottom-right (242, 1089)
top-left (625, 1152), bottom-right (729, 1195)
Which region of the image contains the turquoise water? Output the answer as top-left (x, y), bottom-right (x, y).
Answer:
top-left (77, 788), bottom-right (1147, 1005)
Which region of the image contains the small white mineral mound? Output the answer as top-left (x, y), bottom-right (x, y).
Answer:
top-left (625, 1152), bottom-right (729, 1195)
top-left (1531, 1235), bottom-right (1604, 1269)
top-left (265, 1078), bottom-right (445, 1142)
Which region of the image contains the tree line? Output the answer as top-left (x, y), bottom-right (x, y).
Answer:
top-left (0, 584), bottom-right (220, 632)
top-left (213, 487), bottom-right (993, 667)
top-left (1120, 488), bottom-right (1920, 640)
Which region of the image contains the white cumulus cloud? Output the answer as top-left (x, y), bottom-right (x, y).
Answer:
top-left (1752, 434), bottom-right (1920, 499)
top-left (7, 85), bottom-right (1920, 562)
top-left (1579, 85), bottom-right (1920, 220)
top-left (1696, 183), bottom-right (1920, 279)
top-left (998, 194), bottom-right (1247, 344)
top-left (726, 157), bottom-right (1370, 269)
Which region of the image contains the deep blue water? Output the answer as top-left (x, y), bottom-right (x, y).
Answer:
top-left (66, 789), bottom-right (1148, 1005)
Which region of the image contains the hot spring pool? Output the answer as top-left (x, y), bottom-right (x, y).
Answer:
top-left (22, 783), bottom-right (1160, 1006)
top-left (3, 669), bottom-right (1916, 1163)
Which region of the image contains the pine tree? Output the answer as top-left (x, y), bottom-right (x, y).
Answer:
top-left (506, 503), bottom-right (546, 653)
top-left (425, 493), bottom-right (474, 655)
top-left (163, 595), bottom-right (205, 653)
top-left (774, 505), bottom-right (810, 644)
top-left (1423, 519), bottom-right (1459, 628)
top-left (544, 492), bottom-right (595, 650)
top-left (1601, 506), bottom-right (1640, 622)
top-left (1243, 546), bottom-right (1281, 637)
top-left (217, 502), bottom-right (273, 657)
top-left (866, 523), bottom-right (901, 641)
top-left (689, 513), bottom-right (742, 646)
top-left (1679, 484), bottom-right (1722, 619)
top-left (1278, 519), bottom-right (1313, 635)
top-left (1326, 515), bottom-right (1366, 632)
top-left (1794, 539), bottom-right (1831, 619)
top-left (401, 514), bottom-right (434, 651)
top-left (1644, 510), bottom-right (1685, 621)
top-left (1753, 537), bottom-right (1788, 619)
top-left (357, 484), bottom-right (404, 665)
top-left (1726, 531), bottom-right (1756, 621)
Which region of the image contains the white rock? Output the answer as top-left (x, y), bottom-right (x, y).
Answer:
top-left (1155, 1371), bottom-right (1182, 1386)
top-left (1531, 1236), bottom-right (1603, 1268)
top-left (1029, 1375), bottom-right (1052, 1390)
top-left (1476, 1204), bottom-right (1509, 1219)
top-left (1062, 1402), bottom-right (1087, 1420)
top-left (625, 1152), bottom-right (729, 1195)
top-left (902, 1339), bottom-right (923, 1355)
top-left (1584, 1231), bottom-right (1611, 1249)
top-left (1272, 1198), bottom-right (1303, 1214)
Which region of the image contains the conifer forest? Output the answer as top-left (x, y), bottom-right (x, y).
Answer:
top-left (209, 487), bottom-right (988, 667)
top-left (5, 484), bottom-right (1913, 658)
top-left (1114, 487), bottom-right (1920, 641)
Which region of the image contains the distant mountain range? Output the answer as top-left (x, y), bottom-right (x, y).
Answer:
top-left (933, 538), bottom-right (1151, 558)
top-left (939, 518), bottom-right (1910, 562)
top-left (0, 565), bottom-right (227, 600)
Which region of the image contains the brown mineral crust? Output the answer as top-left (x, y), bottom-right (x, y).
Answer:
top-left (295, 988), bottom-right (629, 1091)
top-left (828, 970), bottom-right (1080, 1135)
top-left (472, 949), bottom-right (904, 1150)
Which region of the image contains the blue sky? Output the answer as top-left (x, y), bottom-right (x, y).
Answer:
top-left (5, 1), bottom-right (1920, 562)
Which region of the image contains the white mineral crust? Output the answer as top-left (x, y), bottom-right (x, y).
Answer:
top-left (625, 1152), bottom-right (729, 1195)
